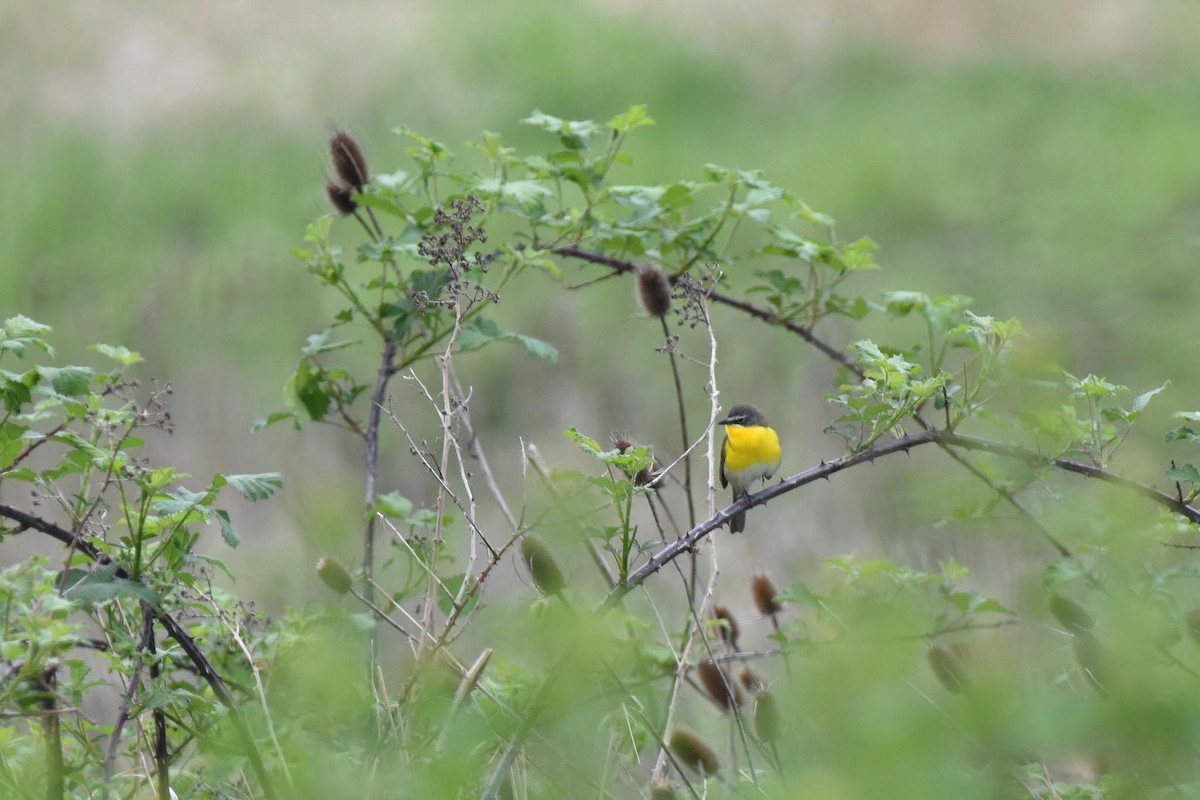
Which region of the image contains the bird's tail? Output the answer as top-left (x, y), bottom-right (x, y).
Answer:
top-left (729, 509), bottom-right (746, 534)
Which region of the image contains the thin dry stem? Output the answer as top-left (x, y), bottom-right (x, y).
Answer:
top-left (650, 292), bottom-right (724, 786)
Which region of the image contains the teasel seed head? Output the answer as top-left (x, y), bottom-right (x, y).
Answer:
top-left (751, 573), bottom-right (782, 617)
top-left (754, 690), bottom-right (782, 742)
top-left (636, 265), bottom-right (672, 318)
top-left (520, 535), bottom-right (565, 597)
top-left (668, 729), bottom-right (720, 777)
top-left (927, 645), bottom-right (968, 694)
top-left (325, 179), bottom-right (358, 215)
top-left (316, 556), bottom-right (353, 595)
top-left (610, 432), bottom-right (662, 489)
top-left (712, 604), bottom-right (740, 651)
top-left (696, 659), bottom-right (742, 710)
top-left (329, 128), bottom-right (371, 190)
top-left (649, 781), bottom-right (678, 800)
top-left (738, 667), bottom-right (765, 694)
top-left (1049, 595), bottom-right (1094, 635)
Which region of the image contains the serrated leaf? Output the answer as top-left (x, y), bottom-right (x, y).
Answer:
top-left (375, 491), bottom-right (414, 519)
top-left (301, 329), bottom-right (358, 357)
top-left (1166, 464), bottom-right (1200, 484)
top-left (215, 509), bottom-right (239, 548)
top-left (564, 427), bottom-right (604, 456)
top-left (249, 411), bottom-right (295, 433)
top-left (457, 317), bottom-right (557, 363)
top-left (64, 566), bottom-right (160, 610)
top-left (219, 472), bottom-right (283, 502)
top-left (606, 104), bottom-right (655, 133)
top-left (88, 344), bottom-right (143, 366)
top-left (947, 590), bottom-right (1013, 615)
top-left (39, 366), bottom-right (93, 397)
top-left (1131, 381), bottom-right (1170, 414)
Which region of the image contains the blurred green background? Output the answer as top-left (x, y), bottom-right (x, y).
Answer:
top-left (4, 0), bottom-right (1200, 607)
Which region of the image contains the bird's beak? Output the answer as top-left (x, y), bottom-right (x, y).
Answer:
top-left (717, 415), bottom-right (732, 426)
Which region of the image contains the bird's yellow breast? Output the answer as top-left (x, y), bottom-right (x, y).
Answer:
top-left (723, 424), bottom-right (781, 475)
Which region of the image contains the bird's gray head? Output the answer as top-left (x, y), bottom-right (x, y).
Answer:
top-left (718, 404), bottom-right (768, 427)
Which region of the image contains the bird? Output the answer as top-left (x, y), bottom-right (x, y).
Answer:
top-left (718, 404), bottom-right (781, 533)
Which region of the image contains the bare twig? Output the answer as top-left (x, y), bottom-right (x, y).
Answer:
top-left (363, 338), bottom-right (398, 686)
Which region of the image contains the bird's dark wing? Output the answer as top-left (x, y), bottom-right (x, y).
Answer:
top-left (719, 436), bottom-right (728, 488)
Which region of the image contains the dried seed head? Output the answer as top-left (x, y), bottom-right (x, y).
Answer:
top-left (738, 667), bottom-right (765, 694)
top-left (316, 557), bottom-right (353, 595)
top-left (636, 265), bottom-right (672, 317)
top-left (609, 433), bottom-right (661, 489)
top-left (927, 645), bottom-right (968, 694)
top-left (1049, 595), bottom-right (1094, 635)
top-left (696, 659), bottom-right (742, 710)
top-left (751, 573), bottom-right (782, 617)
top-left (325, 179), bottom-right (358, 215)
top-left (754, 690), bottom-right (781, 742)
top-left (1187, 609), bottom-right (1200, 646)
top-left (649, 780), bottom-right (678, 800)
top-left (611, 435), bottom-right (635, 454)
top-left (520, 536), bottom-right (565, 596)
top-left (712, 605), bottom-right (740, 650)
top-left (330, 129), bottom-right (371, 190)
top-left (634, 461), bottom-right (664, 489)
top-left (668, 729), bottom-right (720, 776)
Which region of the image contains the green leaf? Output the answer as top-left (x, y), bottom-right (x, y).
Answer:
top-left (564, 427), bottom-right (604, 457)
top-left (286, 360), bottom-right (330, 423)
top-left (375, 491), bottom-right (414, 519)
top-left (218, 472), bottom-right (283, 502)
top-left (1131, 381), bottom-right (1170, 414)
top-left (88, 344), bottom-right (143, 366)
top-left (947, 590), bottom-right (1013, 615)
top-left (0, 371), bottom-right (35, 413)
top-left (521, 110), bottom-right (602, 145)
top-left (457, 317), bottom-right (557, 363)
top-left (1166, 464), bottom-right (1200, 484)
top-left (301, 329), bottom-right (359, 357)
top-left (0, 315), bottom-right (54, 359)
top-left (606, 104), bottom-right (656, 133)
top-left (437, 573), bottom-right (480, 617)
top-left (836, 237), bottom-right (880, 270)
top-left (470, 176), bottom-right (551, 209)
top-left (0, 422), bottom-right (28, 470)
top-left (249, 411), bottom-right (295, 433)
top-left (63, 564), bottom-right (160, 610)
top-left (38, 366), bottom-right (93, 397)
top-left (215, 509), bottom-right (239, 548)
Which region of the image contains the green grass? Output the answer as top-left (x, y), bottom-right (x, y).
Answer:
top-left (4, 1), bottom-right (1200, 575)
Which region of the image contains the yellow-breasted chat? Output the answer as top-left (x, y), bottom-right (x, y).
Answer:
top-left (718, 404), bottom-right (781, 534)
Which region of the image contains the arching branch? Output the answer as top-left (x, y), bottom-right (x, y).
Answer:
top-left (603, 428), bottom-right (1200, 604)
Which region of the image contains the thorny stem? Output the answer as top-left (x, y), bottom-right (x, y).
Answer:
top-left (661, 316), bottom-right (696, 530)
top-left (363, 338), bottom-right (397, 690)
top-left (650, 291), bottom-right (723, 786)
top-left (420, 298), bottom-right (468, 658)
top-left (602, 427), bottom-right (1200, 605)
top-left (101, 614), bottom-right (151, 798)
top-left (147, 610), bottom-right (170, 800)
